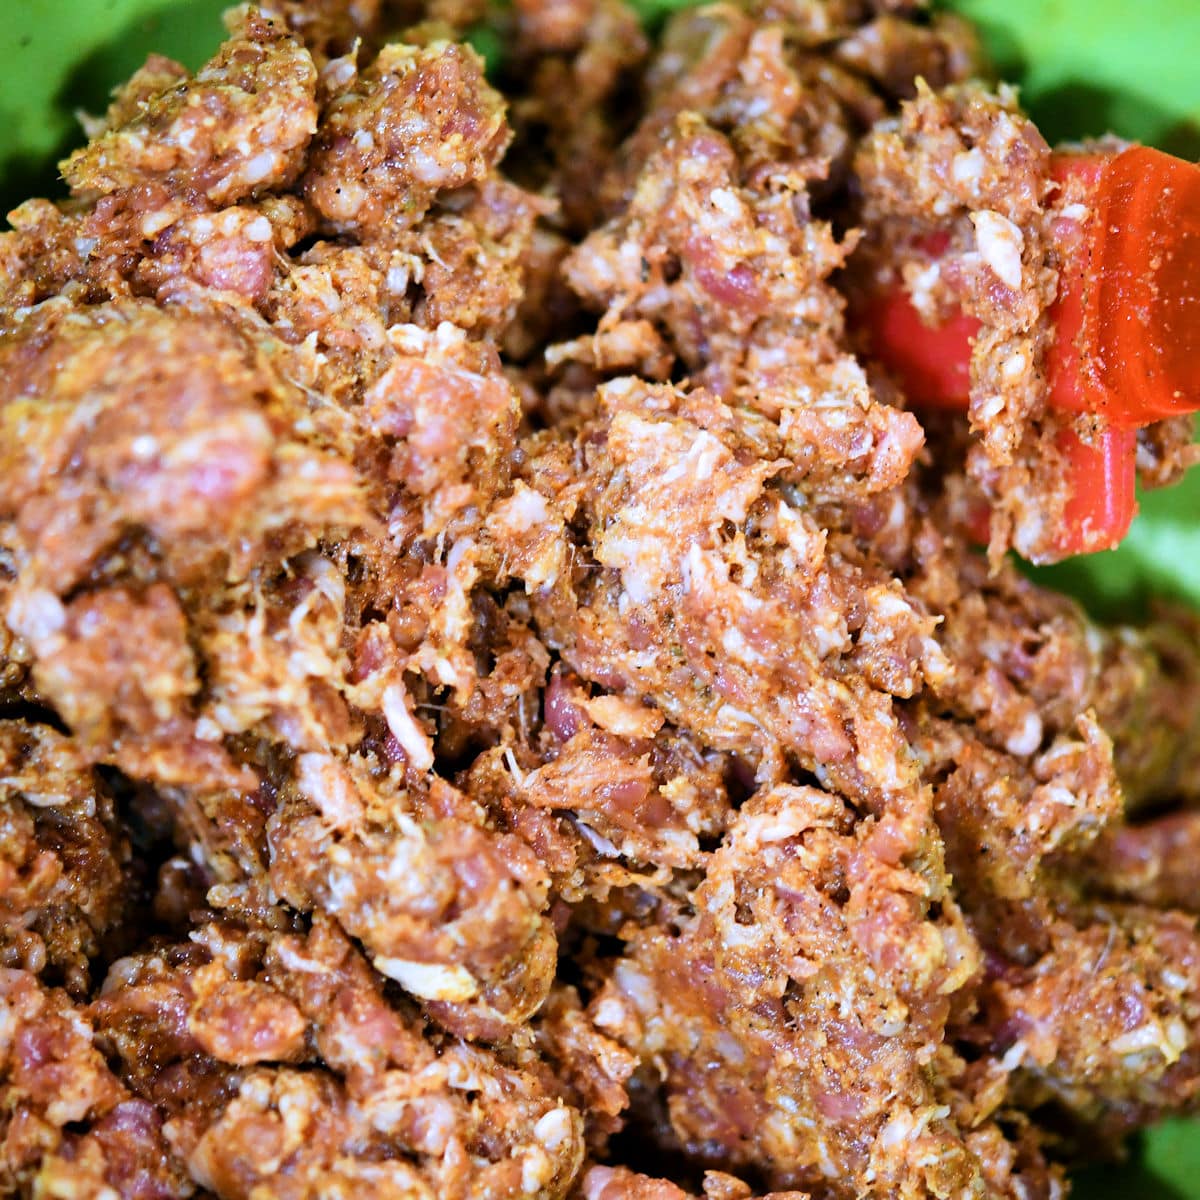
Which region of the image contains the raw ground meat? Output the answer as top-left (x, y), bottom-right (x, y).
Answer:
top-left (2, 1), bottom-right (1199, 1198)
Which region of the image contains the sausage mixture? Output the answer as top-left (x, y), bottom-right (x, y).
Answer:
top-left (3, 2), bottom-right (1200, 1198)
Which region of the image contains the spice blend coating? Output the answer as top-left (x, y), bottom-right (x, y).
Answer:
top-left (2, 2), bottom-right (1200, 1198)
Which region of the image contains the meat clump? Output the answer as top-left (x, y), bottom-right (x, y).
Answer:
top-left (2, 2), bottom-right (1200, 1198)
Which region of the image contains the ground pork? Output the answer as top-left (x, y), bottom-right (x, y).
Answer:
top-left (1, 2), bottom-right (1198, 1198)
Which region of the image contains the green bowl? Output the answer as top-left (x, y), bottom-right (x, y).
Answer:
top-left (2, 0), bottom-right (1198, 1192)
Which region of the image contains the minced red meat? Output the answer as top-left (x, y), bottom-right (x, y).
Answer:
top-left (2, 3), bottom-right (1199, 1198)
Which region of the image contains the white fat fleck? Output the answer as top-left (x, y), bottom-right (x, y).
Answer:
top-left (1004, 710), bottom-right (1043, 757)
top-left (828, 354), bottom-right (872, 405)
top-left (11, 787), bottom-right (84, 811)
top-left (190, 216), bottom-right (215, 239)
top-left (287, 555), bottom-right (345, 632)
top-left (130, 434), bottom-right (159, 460)
top-left (718, 917), bottom-right (760, 950)
top-left (373, 957), bottom-right (478, 1002)
top-left (296, 752), bottom-right (363, 830)
top-left (5, 588), bottom-right (65, 643)
top-left (1038, 784), bottom-right (1078, 813)
top-left (920, 637), bottom-right (952, 688)
top-left (971, 210), bottom-right (1025, 290)
top-left (857, 746), bottom-right (906, 791)
top-left (679, 541), bottom-right (707, 597)
top-left (816, 1136), bottom-right (840, 1178)
top-left (1110, 1019), bottom-right (1187, 1064)
top-left (600, 532), bottom-right (658, 606)
top-left (661, 430), bottom-right (725, 485)
top-left (534, 1107), bottom-right (573, 1151)
top-left (602, 375), bottom-right (638, 399)
top-left (276, 1083), bottom-right (315, 1155)
top-left (443, 1056), bottom-right (483, 1092)
top-left (273, 940), bottom-right (334, 975)
top-left (243, 151), bottom-right (279, 184)
top-left (386, 263), bottom-right (411, 293)
top-left (1002, 350), bottom-right (1028, 380)
top-left (1037, 740), bottom-right (1078, 769)
top-left (951, 147), bottom-right (986, 188)
top-left (869, 588), bottom-right (913, 620)
top-left (445, 534), bottom-right (476, 575)
top-left (737, 806), bottom-right (812, 847)
top-left (879, 1105), bottom-right (949, 1152)
top-left (408, 147), bottom-right (444, 185)
top-left (976, 393), bottom-right (1006, 422)
top-left (612, 962), bottom-right (658, 1017)
top-left (324, 57), bottom-right (357, 90)
top-left (656, 827), bottom-right (699, 856)
top-left (239, 1073), bottom-right (272, 1108)
top-left (810, 611), bottom-right (849, 659)
top-left (715, 704), bottom-right (759, 735)
top-left (352, 129), bottom-right (376, 153)
top-left (591, 996), bottom-right (627, 1032)
top-left (878, 1112), bottom-right (913, 1151)
top-left (0, 1001), bottom-right (16, 1060)
top-left (141, 208), bottom-right (179, 238)
top-left (774, 501), bottom-right (824, 569)
top-left (709, 186), bottom-right (742, 218)
top-left (721, 625), bottom-right (763, 666)
top-left (907, 261), bottom-right (943, 318)
top-left (740, 95), bottom-right (772, 121)
top-left (496, 482), bottom-right (550, 533)
top-left (194, 716), bottom-right (223, 742)
top-left (245, 215), bottom-right (274, 243)
top-left (1062, 202), bottom-right (1091, 222)
top-left (382, 681), bottom-right (434, 772)
top-left (1000, 1038), bottom-right (1028, 1072)
top-left (521, 1147), bottom-right (553, 1194)
top-left (504, 746), bottom-right (525, 787)
top-left (573, 819), bottom-right (620, 859)
top-left (753, 341), bottom-right (793, 370)
top-left (424, 654), bottom-right (462, 690)
top-left (582, 694), bottom-right (663, 738)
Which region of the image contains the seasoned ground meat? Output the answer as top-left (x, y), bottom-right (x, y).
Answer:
top-left (2, 2), bottom-right (1199, 1198)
